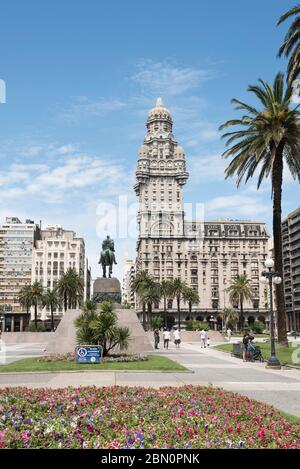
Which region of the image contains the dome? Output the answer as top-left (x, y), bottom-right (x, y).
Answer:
top-left (147, 97), bottom-right (172, 122)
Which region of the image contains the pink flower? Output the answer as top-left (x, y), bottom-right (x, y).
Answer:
top-left (21, 432), bottom-right (30, 444)
top-left (228, 427), bottom-right (233, 434)
top-left (177, 428), bottom-right (182, 437)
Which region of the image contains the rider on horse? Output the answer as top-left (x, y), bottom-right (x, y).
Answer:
top-left (99, 235), bottom-right (117, 278)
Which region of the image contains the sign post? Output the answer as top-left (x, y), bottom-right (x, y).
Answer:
top-left (75, 345), bottom-right (102, 364)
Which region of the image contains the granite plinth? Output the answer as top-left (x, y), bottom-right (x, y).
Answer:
top-left (93, 277), bottom-right (121, 304)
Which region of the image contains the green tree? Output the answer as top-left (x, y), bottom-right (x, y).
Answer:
top-left (220, 73), bottom-right (300, 344)
top-left (43, 289), bottom-right (60, 332)
top-left (182, 287), bottom-right (199, 317)
top-left (30, 281), bottom-right (44, 330)
top-left (140, 282), bottom-right (161, 329)
top-left (75, 301), bottom-right (130, 356)
top-left (278, 5), bottom-right (300, 84)
top-left (159, 280), bottom-right (173, 327)
top-left (227, 275), bottom-right (254, 332)
top-left (170, 278), bottom-right (187, 329)
top-left (220, 307), bottom-right (239, 330)
top-left (57, 268), bottom-right (84, 311)
top-left (18, 285), bottom-right (33, 315)
top-left (132, 271), bottom-right (155, 330)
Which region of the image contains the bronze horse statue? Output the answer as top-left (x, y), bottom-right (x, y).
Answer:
top-left (98, 235), bottom-right (117, 278)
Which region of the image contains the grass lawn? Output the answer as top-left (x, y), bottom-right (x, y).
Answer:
top-left (0, 355), bottom-right (187, 373)
top-left (214, 342), bottom-right (298, 366)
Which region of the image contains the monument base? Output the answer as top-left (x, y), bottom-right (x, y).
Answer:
top-left (93, 277), bottom-right (121, 304)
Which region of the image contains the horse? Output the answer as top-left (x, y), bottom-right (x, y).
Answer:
top-left (99, 248), bottom-right (116, 278)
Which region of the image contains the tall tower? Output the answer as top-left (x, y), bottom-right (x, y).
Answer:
top-left (135, 98), bottom-right (189, 280)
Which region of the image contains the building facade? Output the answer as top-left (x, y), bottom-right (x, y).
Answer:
top-left (282, 207), bottom-right (300, 331)
top-left (0, 217), bottom-right (41, 332)
top-left (32, 225), bottom-right (90, 321)
top-left (121, 259), bottom-right (135, 307)
top-left (134, 99), bottom-right (270, 328)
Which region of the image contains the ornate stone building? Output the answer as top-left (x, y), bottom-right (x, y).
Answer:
top-left (134, 99), bottom-right (270, 329)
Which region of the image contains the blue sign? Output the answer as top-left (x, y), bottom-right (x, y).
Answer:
top-left (75, 345), bottom-right (102, 364)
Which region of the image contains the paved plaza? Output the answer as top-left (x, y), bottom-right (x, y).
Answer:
top-left (0, 342), bottom-right (300, 418)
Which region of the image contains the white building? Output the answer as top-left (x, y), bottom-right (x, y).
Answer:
top-left (121, 259), bottom-right (135, 307)
top-left (134, 99), bottom-right (270, 329)
top-left (32, 225), bottom-right (90, 320)
top-left (0, 217), bottom-right (41, 332)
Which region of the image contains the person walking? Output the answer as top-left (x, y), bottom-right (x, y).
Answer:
top-left (173, 328), bottom-right (181, 349)
top-left (227, 328), bottom-right (232, 341)
top-left (162, 328), bottom-right (171, 349)
top-left (242, 333), bottom-right (250, 362)
top-left (154, 328), bottom-right (160, 350)
top-left (199, 328), bottom-right (207, 348)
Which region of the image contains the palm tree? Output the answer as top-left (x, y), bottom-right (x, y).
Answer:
top-left (140, 282), bottom-right (161, 329)
top-left (43, 289), bottom-right (60, 331)
top-left (220, 307), bottom-right (239, 331)
top-left (183, 287), bottom-right (199, 317)
top-left (132, 271), bottom-right (154, 330)
top-left (278, 5), bottom-right (300, 85)
top-left (18, 285), bottom-right (32, 315)
top-left (227, 275), bottom-right (254, 332)
top-left (170, 278), bottom-right (187, 329)
top-left (220, 72), bottom-right (300, 344)
top-left (30, 281), bottom-right (44, 330)
top-left (160, 279), bottom-right (173, 327)
top-left (57, 268), bottom-right (84, 311)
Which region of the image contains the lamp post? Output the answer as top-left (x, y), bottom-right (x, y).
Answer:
top-left (260, 258), bottom-right (282, 369)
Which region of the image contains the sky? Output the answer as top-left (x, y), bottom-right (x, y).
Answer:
top-left (0, 0), bottom-right (299, 281)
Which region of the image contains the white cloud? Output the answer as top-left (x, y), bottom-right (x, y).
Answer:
top-left (131, 59), bottom-right (212, 97)
top-left (59, 97), bottom-right (127, 123)
top-left (188, 153), bottom-right (227, 183)
top-left (205, 194), bottom-right (269, 219)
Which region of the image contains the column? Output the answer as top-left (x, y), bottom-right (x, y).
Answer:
top-left (20, 316), bottom-right (24, 332)
top-left (11, 316), bottom-right (14, 332)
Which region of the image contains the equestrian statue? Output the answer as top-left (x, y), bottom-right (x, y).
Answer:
top-left (98, 235), bottom-right (117, 278)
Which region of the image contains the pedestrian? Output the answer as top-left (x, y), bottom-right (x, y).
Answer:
top-left (162, 328), bottom-right (171, 349)
top-left (154, 328), bottom-right (160, 349)
top-left (207, 337), bottom-right (210, 347)
top-left (227, 328), bottom-right (232, 341)
top-left (199, 328), bottom-right (207, 348)
top-left (173, 328), bottom-right (181, 349)
top-left (242, 333), bottom-right (250, 362)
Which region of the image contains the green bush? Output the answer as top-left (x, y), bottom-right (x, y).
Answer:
top-left (185, 320), bottom-right (209, 331)
top-left (252, 321), bottom-right (265, 334)
top-left (25, 322), bottom-right (46, 332)
top-left (151, 316), bottom-right (164, 329)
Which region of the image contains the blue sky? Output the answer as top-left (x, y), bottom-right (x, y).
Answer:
top-left (0, 0), bottom-right (299, 280)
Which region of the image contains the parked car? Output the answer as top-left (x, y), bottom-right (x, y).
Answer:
top-left (287, 331), bottom-right (300, 337)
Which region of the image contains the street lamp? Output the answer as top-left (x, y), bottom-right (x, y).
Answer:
top-left (260, 258), bottom-right (282, 369)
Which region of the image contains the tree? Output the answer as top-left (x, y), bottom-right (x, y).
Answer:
top-left (160, 280), bottom-right (173, 328)
top-left (132, 271), bottom-right (155, 330)
top-left (140, 282), bottom-right (161, 329)
top-left (278, 5), bottom-right (300, 85)
top-left (182, 287), bottom-right (199, 317)
top-left (227, 275), bottom-right (254, 331)
top-left (57, 268), bottom-right (84, 311)
top-left (220, 307), bottom-right (239, 330)
top-left (43, 289), bottom-right (60, 331)
top-left (30, 281), bottom-right (44, 330)
top-left (18, 285), bottom-right (32, 315)
top-left (220, 72), bottom-right (300, 344)
top-left (170, 278), bottom-right (187, 329)
top-left (75, 301), bottom-right (130, 356)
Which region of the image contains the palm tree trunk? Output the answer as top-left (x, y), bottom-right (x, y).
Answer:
top-left (177, 296), bottom-right (181, 329)
top-left (239, 300), bottom-right (244, 332)
top-left (189, 301), bottom-right (192, 316)
top-left (273, 148), bottom-right (288, 345)
top-left (34, 303), bottom-right (37, 330)
top-left (64, 293), bottom-right (67, 312)
top-left (51, 305), bottom-right (54, 332)
top-left (164, 295), bottom-right (167, 328)
top-left (142, 302), bottom-right (146, 330)
top-left (147, 302), bottom-right (152, 329)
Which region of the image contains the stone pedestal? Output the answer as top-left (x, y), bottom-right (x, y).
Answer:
top-left (93, 277), bottom-right (121, 304)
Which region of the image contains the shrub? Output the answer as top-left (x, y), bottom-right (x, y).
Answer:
top-left (151, 316), bottom-right (163, 329)
top-left (25, 322), bottom-right (46, 332)
top-left (75, 301), bottom-right (130, 357)
top-left (185, 320), bottom-right (209, 331)
top-left (253, 321), bottom-right (265, 334)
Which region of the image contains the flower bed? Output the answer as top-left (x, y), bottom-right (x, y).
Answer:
top-left (37, 353), bottom-right (147, 363)
top-left (0, 386), bottom-right (299, 449)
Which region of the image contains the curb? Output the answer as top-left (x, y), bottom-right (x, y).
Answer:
top-left (0, 369), bottom-right (194, 376)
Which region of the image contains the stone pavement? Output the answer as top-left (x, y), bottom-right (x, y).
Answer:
top-left (0, 342), bottom-right (300, 417)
